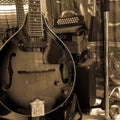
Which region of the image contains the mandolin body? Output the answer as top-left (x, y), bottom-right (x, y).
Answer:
top-left (0, 13), bottom-right (75, 116)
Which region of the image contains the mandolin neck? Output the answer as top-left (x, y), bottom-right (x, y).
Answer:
top-left (28, 0), bottom-right (43, 38)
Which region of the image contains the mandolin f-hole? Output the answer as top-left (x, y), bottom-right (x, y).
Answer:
top-left (2, 53), bottom-right (16, 92)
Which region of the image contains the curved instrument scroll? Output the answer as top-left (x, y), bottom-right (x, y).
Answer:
top-left (0, 0), bottom-right (76, 117)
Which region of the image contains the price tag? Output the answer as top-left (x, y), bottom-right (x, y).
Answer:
top-left (30, 99), bottom-right (45, 117)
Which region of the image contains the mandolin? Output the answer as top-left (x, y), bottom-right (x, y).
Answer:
top-left (0, 0), bottom-right (76, 117)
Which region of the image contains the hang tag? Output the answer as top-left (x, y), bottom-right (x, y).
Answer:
top-left (30, 99), bottom-right (45, 117)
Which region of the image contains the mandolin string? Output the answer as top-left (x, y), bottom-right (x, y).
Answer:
top-left (32, 0), bottom-right (46, 118)
top-left (27, 0), bottom-right (76, 117)
top-left (28, 0), bottom-right (35, 117)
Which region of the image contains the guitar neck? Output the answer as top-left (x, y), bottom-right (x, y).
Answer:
top-left (15, 0), bottom-right (25, 28)
top-left (28, 0), bottom-right (43, 37)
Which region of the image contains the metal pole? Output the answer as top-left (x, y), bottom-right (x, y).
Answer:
top-left (103, 0), bottom-right (110, 119)
top-left (104, 11), bottom-right (110, 120)
top-left (93, 0), bottom-right (96, 17)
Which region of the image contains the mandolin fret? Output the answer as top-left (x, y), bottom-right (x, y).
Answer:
top-left (29, 24), bottom-right (42, 26)
top-left (29, 31), bottom-right (43, 34)
top-left (28, 34), bottom-right (43, 37)
top-left (29, 17), bottom-right (41, 19)
top-left (29, 4), bottom-right (41, 7)
top-left (29, 29), bottom-right (43, 32)
top-left (29, 11), bottom-right (41, 14)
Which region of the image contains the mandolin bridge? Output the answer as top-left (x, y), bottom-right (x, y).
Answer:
top-left (18, 41), bottom-right (48, 48)
top-left (18, 69), bottom-right (55, 74)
